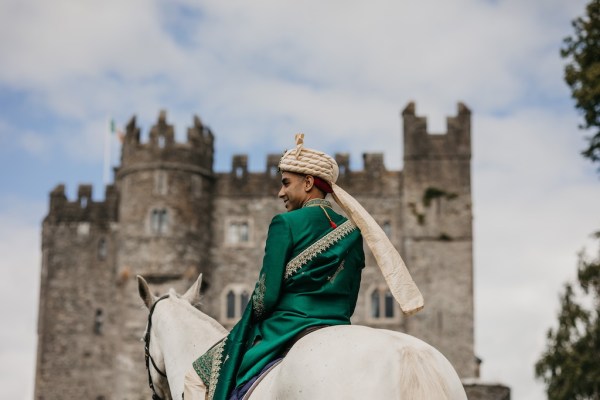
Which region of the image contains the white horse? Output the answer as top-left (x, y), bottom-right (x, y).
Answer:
top-left (137, 274), bottom-right (467, 400)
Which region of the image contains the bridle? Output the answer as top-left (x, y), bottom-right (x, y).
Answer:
top-left (144, 294), bottom-right (170, 400)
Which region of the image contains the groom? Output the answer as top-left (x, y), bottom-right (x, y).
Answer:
top-left (184, 134), bottom-right (423, 400)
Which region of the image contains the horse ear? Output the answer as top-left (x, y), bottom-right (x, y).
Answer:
top-left (182, 273), bottom-right (203, 305)
top-left (137, 275), bottom-right (157, 309)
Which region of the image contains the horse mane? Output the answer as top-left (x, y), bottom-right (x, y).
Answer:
top-left (168, 290), bottom-right (228, 335)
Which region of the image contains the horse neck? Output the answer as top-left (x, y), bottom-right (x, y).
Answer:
top-left (154, 298), bottom-right (228, 398)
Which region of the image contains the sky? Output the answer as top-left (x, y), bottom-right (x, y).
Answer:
top-left (1, 0), bottom-right (599, 399)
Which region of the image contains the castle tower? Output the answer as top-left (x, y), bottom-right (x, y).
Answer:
top-left (34, 184), bottom-right (119, 399)
top-left (113, 111), bottom-right (215, 398)
top-left (401, 102), bottom-right (476, 378)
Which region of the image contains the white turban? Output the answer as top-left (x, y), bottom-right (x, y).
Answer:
top-left (279, 134), bottom-right (424, 316)
top-left (278, 134), bottom-right (339, 185)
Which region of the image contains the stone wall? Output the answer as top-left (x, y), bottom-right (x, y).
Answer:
top-left (401, 102), bottom-right (476, 378)
top-left (464, 381), bottom-right (511, 400)
top-left (35, 185), bottom-right (117, 400)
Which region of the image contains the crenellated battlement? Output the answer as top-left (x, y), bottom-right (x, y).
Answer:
top-left (403, 102), bottom-right (471, 160)
top-left (46, 184), bottom-right (118, 224)
top-left (222, 151), bottom-right (391, 176)
top-left (120, 110), bottom-right (214, 173)
top-left (216, 151), bottom-right (401, 196)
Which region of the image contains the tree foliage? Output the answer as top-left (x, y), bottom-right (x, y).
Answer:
top-left (561, 0), bottom-right (600, 168)
top-left (535, 237), bottom-right (600, 400)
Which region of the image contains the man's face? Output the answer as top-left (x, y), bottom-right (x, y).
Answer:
top-left (278, 172), bottom-right (308, 211)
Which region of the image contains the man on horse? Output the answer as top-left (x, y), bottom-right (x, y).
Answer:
top-left (184, 134), bottom-right (423, 400)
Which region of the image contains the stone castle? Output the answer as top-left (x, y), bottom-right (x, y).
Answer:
top-left (34, 102), bottom-right (509, 399)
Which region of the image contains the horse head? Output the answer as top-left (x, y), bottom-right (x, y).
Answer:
top-left (137, 274), bottom-right (226, 400)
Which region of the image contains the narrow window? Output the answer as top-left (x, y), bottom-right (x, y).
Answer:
top-left (240, 290), bottom-right (250, 313)
top-left (227, 223), bottom-right (239, 244)
top-left (382, 221), bottom-right (392, 238)
top-left (158, 135), bottom-right (166, 148)
top-left (384, 291), bottom-right (395, 318)
top-left (226, 290), bottom-right (236, 319)
top-left (151, 210), bottom-right (159, 232)
top-left (94, 308), bottom-right (104, 335)
top-left (192, 175), bottom-right (202, 198)
top-left (154, 171), bottom-right (168, 196)
top-left (370, 290), bottom-right (380, 318)
top-left (80, 196), bottom-right (88, 208)
top-left (97, 238), bottom-right (107, 261)
top-left (227, 221), bottom-right (250, 244)
top-left (369, 287), bottom-right (396, 320)
top-left (269, 165), bottom-right (278, 178)
top-left (238, 222), bottom-right (249, 242)
top-left (223, 285), bottom-right (252, 321)
top-left (235, 166), bottom-right (244, 179)
top-left (159, 210), bottom-right (168, 233)
top-left (151, 209), bottom-right (168, 234)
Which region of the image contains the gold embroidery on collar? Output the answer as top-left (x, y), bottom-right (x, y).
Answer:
top-left (284, 220), bottom-right (356, 280)
top-left (302, 198), bottom-right (332, 208)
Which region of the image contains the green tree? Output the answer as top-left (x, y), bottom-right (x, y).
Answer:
top-left (537, 2), bottom-right (600, 398)
top-left (535, 236), bottom-right (600, 400)
top-left (561, 0), bottom-right (600, 167)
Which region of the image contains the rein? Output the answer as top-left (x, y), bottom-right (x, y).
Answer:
top-left (144, 294), bottom-right (170, 400)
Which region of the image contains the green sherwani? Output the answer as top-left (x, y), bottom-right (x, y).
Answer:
top-left (194, 199), bottom-right (365, 400)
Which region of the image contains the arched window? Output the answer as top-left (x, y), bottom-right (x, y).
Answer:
top-left (367, 286), bottom-right (396, 321)
top-left (222, 284), bottom-right (253, 323)
top-left (240, 290), bottom-right (250, 312)
top-left (226, 290), bottom-right (236, 319)
top-left (384, 291), bottom-right (394, 318)
top-left (371, 290), bottom-right (380, 318)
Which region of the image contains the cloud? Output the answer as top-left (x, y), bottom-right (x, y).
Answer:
top-left (0, 198), bottom-right (44, 400)
top-left (472, 107), bottom-right (600, 399)
top-left (0, 0), bottom-right (587, 166)
top-left (0, 0), bottom-right (596, 399)
top-left (0, 0), bottom-right (185, 87)
top-left (18, 132), bottom-right (46, 155)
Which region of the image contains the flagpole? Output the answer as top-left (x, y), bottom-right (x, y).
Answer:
top-left (103, 118), bottom-right (111, 185)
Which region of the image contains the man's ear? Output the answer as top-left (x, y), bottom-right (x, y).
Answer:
top-left (304, 175), bottom-right (315, 192)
